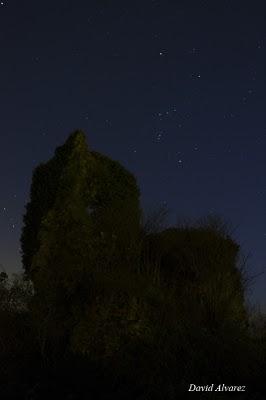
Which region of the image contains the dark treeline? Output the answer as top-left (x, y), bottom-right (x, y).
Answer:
top-left (1, 131), bottom-right (265, 399)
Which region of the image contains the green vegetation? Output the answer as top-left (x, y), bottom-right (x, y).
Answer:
top-left (1, 131), bottom-right (265, 399)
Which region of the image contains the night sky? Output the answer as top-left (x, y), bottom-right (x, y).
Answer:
top-left (0, 1), bottom-right (265, 308)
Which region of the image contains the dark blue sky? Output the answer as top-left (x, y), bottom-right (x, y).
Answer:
top-left (0, 0), bottom-right (265, 308)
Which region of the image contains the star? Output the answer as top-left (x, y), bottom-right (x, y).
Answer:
top-left (156, 132), bottom-right (162, 142)
top-left (188, 47), bottom-right (197, 55)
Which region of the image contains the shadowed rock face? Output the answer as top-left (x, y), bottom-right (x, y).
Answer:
top-left (21, 130), bottom-right (141, 278)
top-left (19, 131), bottom-right (142, 358)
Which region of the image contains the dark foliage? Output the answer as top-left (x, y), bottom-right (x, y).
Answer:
top-left (1, 131), bottom-right (264, 399)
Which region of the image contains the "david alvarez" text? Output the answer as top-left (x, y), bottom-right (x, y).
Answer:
top-left (188, 384), bottom-right (246, 392)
